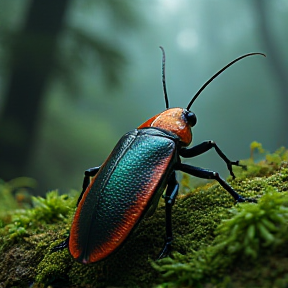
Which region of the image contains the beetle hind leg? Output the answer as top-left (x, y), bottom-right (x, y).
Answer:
top-left (157, 172), bottom-right (179, 260)
top-left (179, 163), bottom-right (256, 203)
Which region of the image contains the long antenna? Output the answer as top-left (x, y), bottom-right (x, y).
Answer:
top-left (186, 52), bottom-right (266, 110)
top-left (159, 46), bottom-right (169, 109)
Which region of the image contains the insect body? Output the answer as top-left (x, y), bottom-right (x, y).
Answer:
top-left (52, 48), bottom-right (264, 264)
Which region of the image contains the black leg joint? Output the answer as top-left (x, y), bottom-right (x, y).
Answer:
top-left (84, 166), bottom-right (101, 177)
top-left (77, 166), bottom-right (101, 206)
top-left (158, 172), bottom-right (179, 260)
top-left (157, 236), bottom-right (173, 260)
top-left (51, 236), bottom-right (69, 252)
top-left (180, 140), bottom-right (246, 179)
top-left (163, 182), bottom-right (179, 206)
top-left (178, 163), bottom-right (247, 203)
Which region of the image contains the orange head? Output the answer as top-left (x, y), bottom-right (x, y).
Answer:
top-left (138, 107), bottom-right (196, 146)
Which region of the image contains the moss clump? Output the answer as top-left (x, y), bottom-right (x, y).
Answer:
top-left (0, 189), bottom-right (77, 287)
top-left (0, 190), bottom-right (76, 244)
top-left (214, 188), bottom-right (288, 259)
top-left (1, 143), bottom-right (288, 287)
top-left (153, 186), bottom-right (288, 287)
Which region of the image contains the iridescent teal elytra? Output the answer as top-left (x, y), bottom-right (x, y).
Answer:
top-left (51, 50), bottom-right (263, 264)
top-left (70, 128), bottom-right (179, 263)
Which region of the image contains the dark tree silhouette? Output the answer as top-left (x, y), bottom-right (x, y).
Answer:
top-left (254, 0), bottom-right (288, 146)
top-left (0, 0), bottom-right (69, 180)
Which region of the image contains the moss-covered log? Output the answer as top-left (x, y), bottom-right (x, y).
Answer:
top-left (1, 144), bottom-right (288, 287)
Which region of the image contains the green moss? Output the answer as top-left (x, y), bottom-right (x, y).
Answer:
top-left (0, 188), bottom-right (77, 287)
top-left (0, 190), bottom-right (77, 244)
top-left (1, 144), bottom-right (288, 287)
top-left (153, 185), bottom-right (288, 287)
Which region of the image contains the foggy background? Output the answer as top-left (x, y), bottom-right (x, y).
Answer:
top-left (0, 0), bottom-right (287, 194)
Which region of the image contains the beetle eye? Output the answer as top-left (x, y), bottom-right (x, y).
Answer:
top-left (184, 110), bottom-right (197, 127)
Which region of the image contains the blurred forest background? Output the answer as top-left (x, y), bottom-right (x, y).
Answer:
top-left (0, 0), bottom-right (287, 195)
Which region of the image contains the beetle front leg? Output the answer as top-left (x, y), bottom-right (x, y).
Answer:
top-left (180, 141), bottom-right (246, 179)
top-left (158, 171), bottom-right (179, 260)
top-left (178, 163), bottom-right (250, 203)
top-left (51, 166), bottom-right (101, 253)
top-left (51, 236), bottom-right (69, 252)
top-left (77, 166), bottom-right (101, 206)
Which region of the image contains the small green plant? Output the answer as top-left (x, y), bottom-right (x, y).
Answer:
top-left (0, 190), bottom-right (77, 241)
top-left (0, 177), bottom-right (36, 213)
top-left (213, 187), bottom-right (288, 259)
top-left (250, 141), bottom-right (265, 159)
top-left (266, 146), bottom-right (288, 164)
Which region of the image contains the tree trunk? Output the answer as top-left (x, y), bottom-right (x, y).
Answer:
top-left (0, 0), bottom-right (69, 180)
top-left (254, 0), bottom-right (288, 146)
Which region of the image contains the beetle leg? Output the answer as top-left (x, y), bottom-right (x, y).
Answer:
top-left (51, 236), bottom-right (69, 252)
top-left (178, 163), bottom-right (255, 203)
top-left (180, 141), bottom-right (246, 179)
top-left (52, 167), bottom-right (101, 253)
top-left (77, 166), bottom-right (101, 206)
top-left (158, 172), bottom-right (179, 260)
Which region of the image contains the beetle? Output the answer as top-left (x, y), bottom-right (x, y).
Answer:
top-left (52, 48), bottom-right (264, 264)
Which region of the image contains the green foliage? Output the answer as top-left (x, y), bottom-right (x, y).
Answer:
top-left (214, 188), bottom-right (288, 259)
top-left (266, 146), bottom-right (288, 164)
top-left (250, 141), bottom-right (265, 158)
top-left (29, 190), bottom-right (77, 224)
top-left (0, 177), bottom-right (36, 213)
top-left (231, 141), bottom-right (288, 179)
top-left (249, 141), bottom-right (288, 164)
top-left (0, 190), bottom-right (77, 241)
